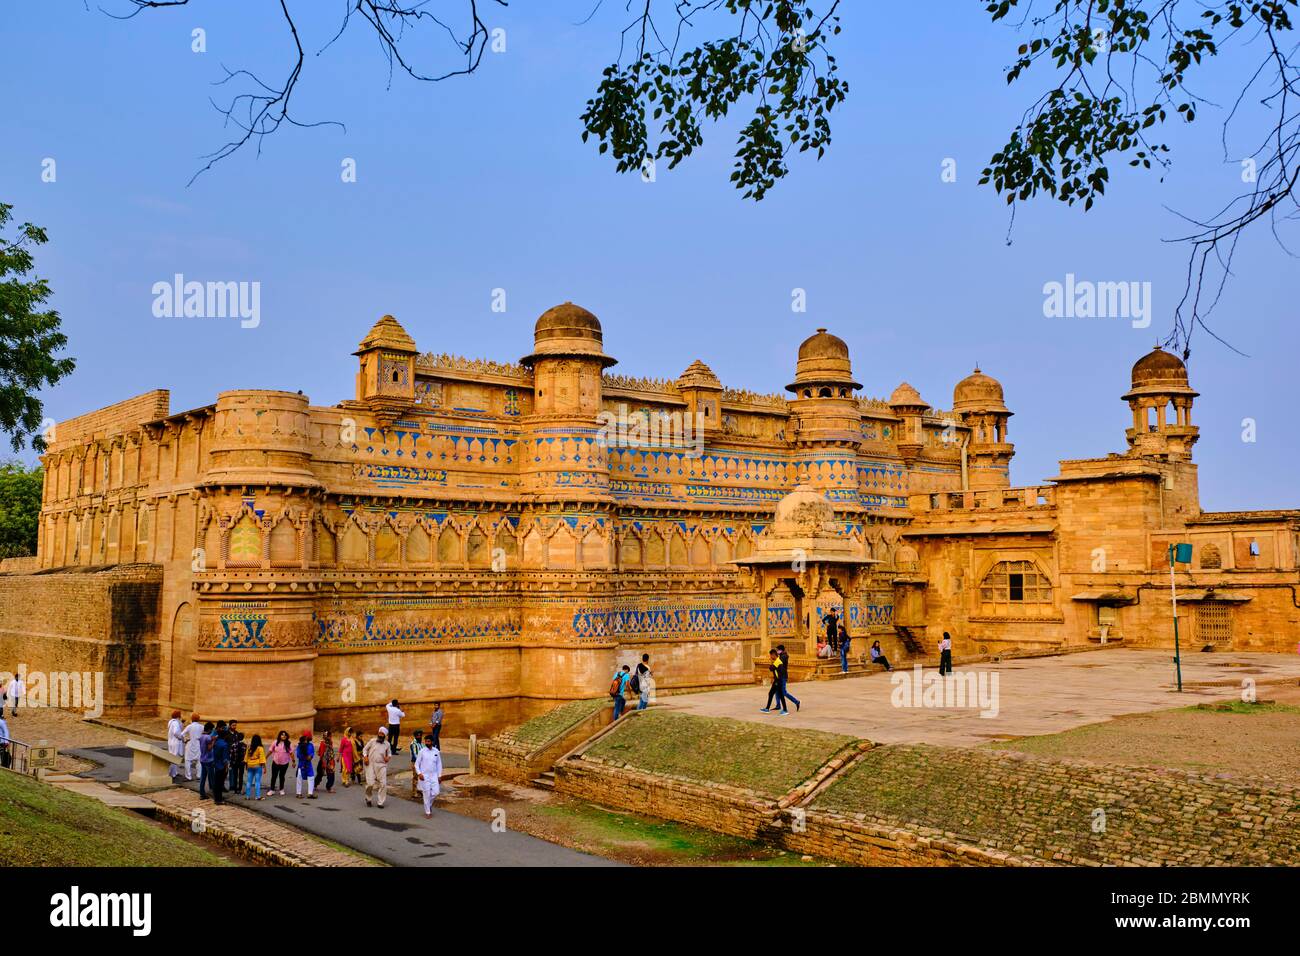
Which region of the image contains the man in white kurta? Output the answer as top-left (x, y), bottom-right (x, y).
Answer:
top-left (182, 717), bottom-right (204, 780)
top-left (362, 727), bottom-right (391, 808)
top-left (166, 712), bottom-right (185, 781)
top-left (414, 739), bottom-right (443, 818)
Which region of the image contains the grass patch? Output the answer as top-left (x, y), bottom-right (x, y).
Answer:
top-left (0, 770), bottom-right (232, 867)
top-left (581, 711), bottom-right (856, 798)
top-left (498, 698), bottom-right (609, 751)
top-left (1186, 700), bottom-right (1300, 715)
top-left (535, 801), bottom-right (823, 866)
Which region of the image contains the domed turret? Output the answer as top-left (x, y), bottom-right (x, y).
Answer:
top-left (888, 382), bottom-right (929, 412)
top-left (1123, 346), bottom-right (1198, 460)
top-left (786, 328), bottom-right (861, 395)
top-left (953, 367), bottom-right (1008, 414)
top-left (521, 302), bottom-right (617, 369)
top-left (354, 314), bottom-right (417, 427)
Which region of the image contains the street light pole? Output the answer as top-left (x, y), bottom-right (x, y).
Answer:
top-left (1168, 543), bottom-right (1184, 692)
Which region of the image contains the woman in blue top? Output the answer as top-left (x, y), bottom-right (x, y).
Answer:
top-left (295, 730), bottom-right (317, 799)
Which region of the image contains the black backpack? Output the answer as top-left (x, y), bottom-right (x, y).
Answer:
top-left (629, 671), bottom-right (641, 695)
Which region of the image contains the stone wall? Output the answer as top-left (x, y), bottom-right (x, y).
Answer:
top-left (0, 565), bottom-right (163, 717)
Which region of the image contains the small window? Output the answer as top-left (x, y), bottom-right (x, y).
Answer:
top-left (1009, 573), bottom-right (1024, 602)
top-left (818, 387), bottom-right (832, 397)
top-left (392, 370), bottom-right (400, 383)
top-left (1249, 540), bottom-right (1260, 556)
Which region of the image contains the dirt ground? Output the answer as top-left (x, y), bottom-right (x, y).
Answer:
top-left (991, 684), bottom-right (1300, 789)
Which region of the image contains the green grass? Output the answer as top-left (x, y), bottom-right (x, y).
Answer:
top-left (535, 801), bottom-right (824, 866)
top-left (498, 698), bottom-right (608, 751)
top-left (582, 711), bottom-right (856, 798)
top-left (0, 769), bottom-right (233, 867)
top-left (1186, 700), bottom-right (1300, 716)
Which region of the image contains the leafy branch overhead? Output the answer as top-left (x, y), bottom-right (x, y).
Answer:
top-left (980, 0), bottom-right (1300, 353)
top-left (0, 205), bottom-right (76, 453)
top-left (579, 0), bottom-right (847, 200)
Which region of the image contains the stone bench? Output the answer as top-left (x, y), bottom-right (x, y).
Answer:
top-left (126, 738), bottom-right (180, 790)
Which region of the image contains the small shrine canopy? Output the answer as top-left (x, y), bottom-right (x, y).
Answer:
top-left (732, 483), bottom-right (878, 656)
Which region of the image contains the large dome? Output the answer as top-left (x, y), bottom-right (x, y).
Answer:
top-left (1124, 345), bottom-right (1196, 399)
top-left (953, 367), bottom-right (1008, 413)
top-left (521, 301), bottom-right (616, 368)
top-left (787, 328), bottom-right (861, 393)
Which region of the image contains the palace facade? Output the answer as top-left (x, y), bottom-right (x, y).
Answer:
top-left (4, 304), bottom-right (1297, 735)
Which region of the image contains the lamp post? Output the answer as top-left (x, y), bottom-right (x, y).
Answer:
top-left (1167, 542), bottom-right (1192, 691)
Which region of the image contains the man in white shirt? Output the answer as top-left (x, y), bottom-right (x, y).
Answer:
top-left (182, 713), bottom-right (204, 780)
top-left (5, 673), bottom-right (25, 716)
top-left (385, 699), bottom-right (405, 755)
top-left (414, 736), bottom-right (443, 819)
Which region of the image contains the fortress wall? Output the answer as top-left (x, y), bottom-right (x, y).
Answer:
top-left (49, 389), bottom-right (169, 450)
top-left (0, 564), bottom-right (162, 717)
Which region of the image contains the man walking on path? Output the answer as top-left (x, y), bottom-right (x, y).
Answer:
top-left (210, 722), bottom-right (230, 805)
top-left (363, 726), bottom-right (391, 808)
top-left (4, 671), bottom-right (24, 716)
top-left (429, 702), bottom-right (444, 749)
top-left (385, 699), bottom-right (405, 755)
top-left (776, 644), bottom-right (801, 711)
top-left (633, 654), bottom-right (653, 710)
top-left (414, 735), bottom-right (443, 819)
top-left (839, 622), bottom-right (852, 674)
top-left (761, 650), bottom-right (788, 715)
top-left (408, 729), bottom-right (425, 797)
top-left (939, 632), bottom-right (953, 676)
top-left (182, 713), bottom-right (203, 781)
top-left (610, 665), bottom-right (632, 720)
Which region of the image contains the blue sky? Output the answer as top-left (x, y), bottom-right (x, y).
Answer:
top-left (4, 1), bottom-right (1296, 509)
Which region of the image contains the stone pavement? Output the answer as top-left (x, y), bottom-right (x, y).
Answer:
top-left (71, 745), bottom-right (616, 867)
top-left (660, 648), bottom-right (1300, 747)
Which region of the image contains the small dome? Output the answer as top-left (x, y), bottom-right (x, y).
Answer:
top-left (676, 359), bottom-right (722, 390)
top-left (534, 301), bottom-right (602, 339)
top-left (770, 483), bottom-right (839, 537)
top-left (787, 328), bottom-right (861, 392)
top-left (355, 314), bottom-right (416, 354)
top-left (522, 301), bottom-right (617, 368)
top-left (888, 382), bottom-right (929, 410)
top-left (953, 366), bottom-right (1008, 413)
top-left (1124, 346), bottom-right (1196, 399)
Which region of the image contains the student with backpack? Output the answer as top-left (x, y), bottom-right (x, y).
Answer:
top-left (609, 665), bottom-right (632, 720)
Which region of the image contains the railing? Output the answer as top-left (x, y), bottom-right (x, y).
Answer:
top-left (0, 735), bottom-right (31, 774)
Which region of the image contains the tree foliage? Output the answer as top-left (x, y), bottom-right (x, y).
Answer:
top-left (0, 204), bottom-right (76, 453)
top-left (0, 461), bottom-right (43, 559)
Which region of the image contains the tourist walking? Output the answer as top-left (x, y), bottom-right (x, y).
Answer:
top-left (339, 726), bottom-right (356, 787)
top-left (268, 730), bottom-right (293, 795)
top-left (362, 727), bottom-right (391, 808)
top-left (350, 729), bottom-right (366, 784)
top-left (227, 720), bottom-right (246, 794)
top-left (243, 734), bottom-right (266, 800)
top-left (317, 729), bottom-right (337, 793)
top-left (166, 710), bottom-right (185, 781)
top-left (210, 722), bottom-right (230, 805)
top-left (822, 609), bottom-right (840, 654)
top-left (429, 703), bottom-right (443, 749)
top-left (776, 644), bottom-right (801, 711)
top-left (633, 654), bottom-right (653, 710)
top-left (761, 650), bottom-right (788, 715)
top-left (5, 671), bottom-right (24, 716)
top-left (197, 721), bottom-right (215, 799)
top-left (939, 631), bottom-right (953, 676)
top-left (294, 731), bottom-right (317, 799)
top-left (870, 640), bottom-right (892, 672)
top-left (609, 665), bottom-right (632, 720)
top-left (385, 699), bottom-right (405, 755)
top-left (414, 734), bottom-right (443, 819)
top-left (182, 713), bottom-right (203, 781)
top-left (408, 729), bottom-right (425, 796)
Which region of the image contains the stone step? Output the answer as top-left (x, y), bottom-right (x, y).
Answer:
top-left (532, 771), bottom-right (556, 791)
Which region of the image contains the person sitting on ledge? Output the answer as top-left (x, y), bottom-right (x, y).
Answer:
top-left (870, 641), bottom-right (892, 672)
top-left (816, 637), bottom-right (832, 659)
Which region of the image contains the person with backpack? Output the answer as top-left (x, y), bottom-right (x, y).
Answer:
top-left (632, 654), bottom-right (653, 710)
top-left (609, 665), bottom-right (632, 720)
top-left (268, 730), bottom-right (293, 795)
top-left (294, 730), bottom-right (317, 799)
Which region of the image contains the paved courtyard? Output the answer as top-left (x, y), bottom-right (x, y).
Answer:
top-left (659, 649), bottom-right (1300, 747)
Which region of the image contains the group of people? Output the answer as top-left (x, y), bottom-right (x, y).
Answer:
top-left (814, 609), bottom-right (894, 673)
top-left (164, 699), bottom-right (447, 819)
top-left (609, 653), bottom-right (653, 719)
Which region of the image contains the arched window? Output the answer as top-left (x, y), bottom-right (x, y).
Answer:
top-left (979, 560), bottom-right (1053, 610)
